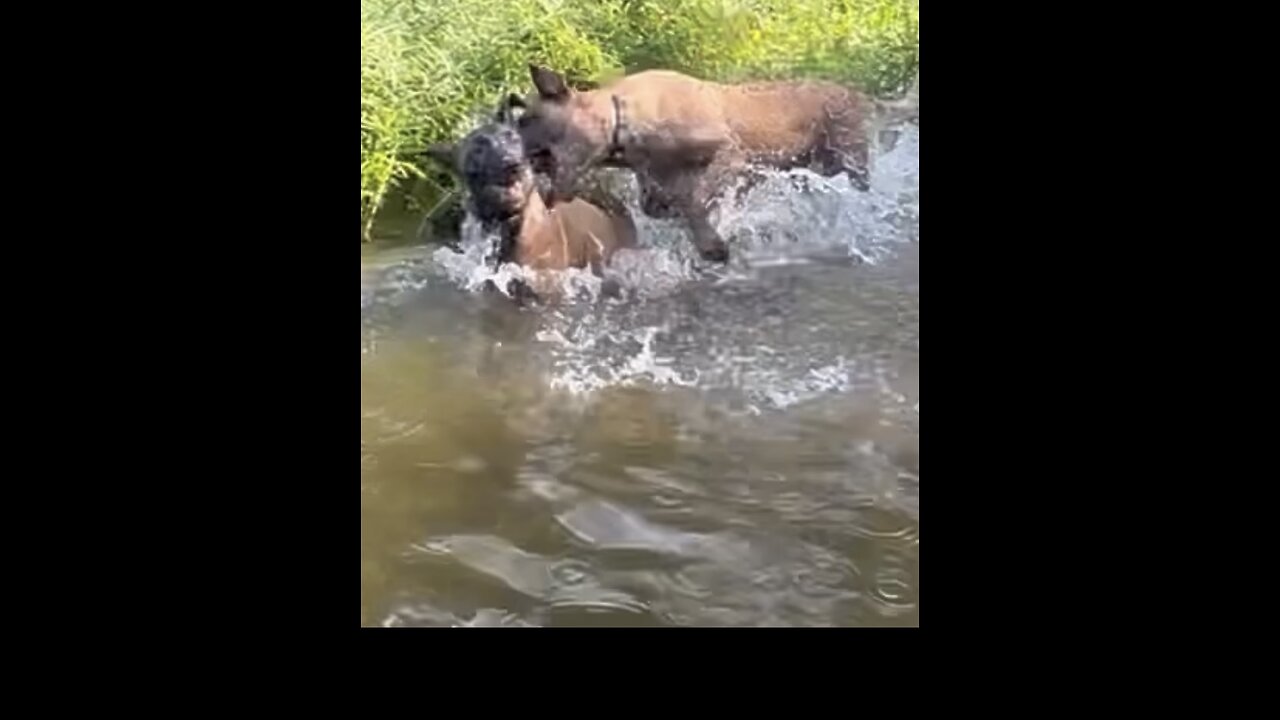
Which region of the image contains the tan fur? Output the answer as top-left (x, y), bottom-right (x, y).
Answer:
top-left (498, 169), bottom-right (637, 303)
top-left (423, 99), bottom-right (638, 302)
top-left (595, 73), bottom-right (861, 164)
top-left (511, 187), bottom-right (635, 271)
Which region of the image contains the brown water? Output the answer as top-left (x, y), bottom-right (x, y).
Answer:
top-left (360, 129), bottom-right (919, 627)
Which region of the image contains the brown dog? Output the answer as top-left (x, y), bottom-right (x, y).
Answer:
top-left (426, 96), bottom-right (637, 300)
top-left (516, 65), bottom-right (919, 262)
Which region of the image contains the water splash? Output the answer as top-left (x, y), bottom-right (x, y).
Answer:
top-left (362, 125), bottom-right (919, 408)
top-left (418, 124), bottom-right (919, 302)
top-left (713, 128), bottom-right (919, 266)
top-left (537, 322), bottom-right (699, 395)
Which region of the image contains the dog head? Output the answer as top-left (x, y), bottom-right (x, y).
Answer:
top-left (424, 94), bottom-right (541, 227)
top-left (514, 64), bottom-right (614, 204)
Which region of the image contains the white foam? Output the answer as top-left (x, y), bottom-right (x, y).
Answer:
top-left (538, 322), bottom-right (699, 395)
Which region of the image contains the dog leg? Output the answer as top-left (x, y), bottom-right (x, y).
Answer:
top-left (684, 157), bottom-right (751, 263)
top-left (817, 142), bottom-right (870, 191)
top-left (819, 104), bottom-right (872, 191)
top-left (668, 171), bottom-right (729, 263)
top-left (638, 174), bottom-right (680, 219)
top-left (643, 159), bottom-right (734, 263)
top-left (685, 209), bottom-right (729, 263)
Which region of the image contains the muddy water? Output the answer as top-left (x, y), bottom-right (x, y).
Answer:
top-left (360, 128), bottom-right (919, 627)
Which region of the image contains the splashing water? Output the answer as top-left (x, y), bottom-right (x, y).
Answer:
top-left (361, 125), bottom-right (920, 627)
top-left (716, 125), bottom-right (919, 266)
top-left (425, 124), bottom-right (918, 300)
top-left (536, 323), bottom-right (700, 395)
top-left (364, 124), bottom-right (919, 410)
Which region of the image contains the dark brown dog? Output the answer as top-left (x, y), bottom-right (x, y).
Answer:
top-left (426, 96), bottom-right (637, 301)
top-left (516, 65), bottom-right (919, 262)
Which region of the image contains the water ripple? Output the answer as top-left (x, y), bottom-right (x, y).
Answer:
top-left (360, 124), bottom-right (919, 627)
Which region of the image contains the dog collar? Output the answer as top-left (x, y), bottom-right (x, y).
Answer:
top-left (606, 94), bottom-right (625, 162)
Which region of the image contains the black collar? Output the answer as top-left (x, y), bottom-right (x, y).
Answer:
top-left (605, 94), bottom-right (625, 163)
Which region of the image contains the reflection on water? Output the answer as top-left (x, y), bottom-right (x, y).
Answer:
top-left (361, 127), bottom-right (919, 627)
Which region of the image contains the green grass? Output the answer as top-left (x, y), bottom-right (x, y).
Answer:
top-left (360, 0), bottom-right (920, 242)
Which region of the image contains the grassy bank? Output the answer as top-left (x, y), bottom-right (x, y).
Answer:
top-left (360, 0), bottom-right (920, 242)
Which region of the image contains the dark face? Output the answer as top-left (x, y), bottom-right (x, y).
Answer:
top-left (515, 104), bottom-right (562, 188)
top-left (515, 65), bottom-right (609, 203)
top-left (459, 123), bottom-right (534, 225)
top-left (426, 110), bottom-right (536, 227)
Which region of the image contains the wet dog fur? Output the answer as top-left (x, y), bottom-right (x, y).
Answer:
top-left (426, 96), bottom-right (637, 302)
top-left (515, 65), bottom-right (918, 263)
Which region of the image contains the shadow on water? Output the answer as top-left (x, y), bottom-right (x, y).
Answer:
top-left (361, 126), bottom-right (919, 627)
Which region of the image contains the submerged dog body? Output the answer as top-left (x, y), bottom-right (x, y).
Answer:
top-left (517, 65), bottom-right (919, 262)
top-left (502, 191), bottom-right (633, 272)
top-left (426, 99), bottom-right (636, 297)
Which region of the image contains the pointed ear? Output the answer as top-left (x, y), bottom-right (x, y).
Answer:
top-left (529, 64), bottom-right (570, 101)
top-left (494, 93), bottom-right (527, 123)
top-left (423, 142), bottom-right (457, 170)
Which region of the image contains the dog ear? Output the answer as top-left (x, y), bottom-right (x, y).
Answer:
top-left (529, 64), bottom-right (570, 101)
top-left (494, 93), bottom-right (528, 123)
top-left (423, 142), bottom-right (457, 171)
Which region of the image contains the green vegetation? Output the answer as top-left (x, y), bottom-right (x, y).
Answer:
top-left (360, 0), bottom-right (920, 242)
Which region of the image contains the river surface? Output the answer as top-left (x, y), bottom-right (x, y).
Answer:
top-left (360, 127), bottom-right (919, 627)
